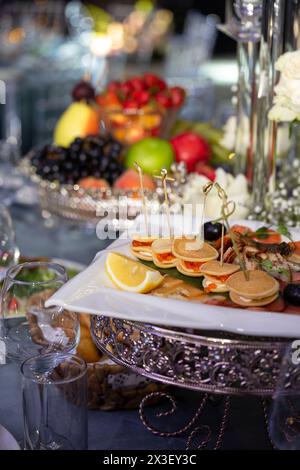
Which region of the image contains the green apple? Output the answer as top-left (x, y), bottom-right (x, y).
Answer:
top-left (125, 137), bottom-right (174, 175)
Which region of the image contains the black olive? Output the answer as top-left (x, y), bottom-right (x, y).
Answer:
top-left (283, 284), bottom-right (300, 306)
top-left (203, 221), bottom-right (227, 242)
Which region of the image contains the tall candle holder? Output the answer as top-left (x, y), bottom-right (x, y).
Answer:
top-left (218, 0), bottom-right (262, 178)
top-left (251, 0), bottom-right (285, 215)
top-left (253, 0), bottom-right (300, 226)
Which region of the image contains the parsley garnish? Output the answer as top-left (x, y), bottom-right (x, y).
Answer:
top-left (254, 227), bottom-right (270, 239)
top-left (277, 224), bottom-right (292, 241)
top-left (261, 259), bottom-right (273, 270)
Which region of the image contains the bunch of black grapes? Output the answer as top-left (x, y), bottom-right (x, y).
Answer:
top-left (31, 135), bottom-right (124, 186)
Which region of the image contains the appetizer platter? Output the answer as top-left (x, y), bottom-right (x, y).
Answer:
top-left (46, 215), bottom-right (300, 338)
top-left (45, 188), bottom-right (300, 395)
top-left (20, 159), bottom-right (300, 395)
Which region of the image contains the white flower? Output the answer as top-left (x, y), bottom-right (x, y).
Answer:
top-left (270, 50), bottom-right (300, 122)
top-left (222, 115), bottom-right (291, 155)
top-left (220, 116), bottom-right (239, 151)
top-left (268, 104), bottom-right (299, 122)
top-left (275, 50), bottom-right (300, 79)
top-left (274, 76), bottom-right (300, 111)
top-left (181, 169), bottom-right (250, 220)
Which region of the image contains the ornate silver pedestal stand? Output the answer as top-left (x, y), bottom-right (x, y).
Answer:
top-left (91, 316), bottom-right (296, 449)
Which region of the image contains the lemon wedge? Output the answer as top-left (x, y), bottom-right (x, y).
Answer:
top-left (106, 252), bottom-right (163, 293)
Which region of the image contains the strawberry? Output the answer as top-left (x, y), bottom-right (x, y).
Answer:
top-left (170, 86), bottom-right (185, 108)
top-left (155, 78), bottom-right (167, 92)
top-left (144, 73), bottom-right (167, 92)
top-left (128, 76), bottom-right (146, 92)
top-left (143, 73), bottom-right (159, 87)
top-left (132, 90), bottom-right (150, 107)
top-left (123, 99), bottom-right (139, 110)
top-left (156, 91), bottom-right (173, 109)
top-left (120, 81), bottom-right (134, 99)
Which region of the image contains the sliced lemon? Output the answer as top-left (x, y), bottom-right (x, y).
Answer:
top-left (106, 252), bottom-right (164, 293)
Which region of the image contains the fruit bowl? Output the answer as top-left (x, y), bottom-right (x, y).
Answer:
top-left (103, 107), bottom-right (178, 146)
top-left (96, 73), bottom-right (185, 146)
top-left (20, 156), bottom-right (186, 226)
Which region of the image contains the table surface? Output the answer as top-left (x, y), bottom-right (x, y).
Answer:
top-left (0, 204), bottom-right (273, 450)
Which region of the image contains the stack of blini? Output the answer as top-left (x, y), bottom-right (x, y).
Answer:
top-left (131, 235), bottom-right (220, 275)
top-left (130, 235), bottom-right (280, 304)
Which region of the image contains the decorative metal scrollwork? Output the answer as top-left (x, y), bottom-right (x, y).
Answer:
top-left (90, 316), bottom-right (293, 396)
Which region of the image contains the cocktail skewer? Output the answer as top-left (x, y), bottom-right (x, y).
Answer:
top-left (214, 182), bottom-right (249, 281)
top-left (184, 181), bottom-right (214, 252)
top-left (155, 169), bottom-right (175, 240)
top-left (214, 183), bottom-right (227, 266)
top-left (134, 162), bottom-right (149, 237)
top-left (198, 182), bottom-right (214, 245)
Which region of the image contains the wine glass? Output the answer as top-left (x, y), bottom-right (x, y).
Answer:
top-left (0, 262), bottom-right (80, 364)
top-left (0, 204), bottom-right (20, 280)
top-left (234, 0), bottom-right (263, 24)
top-left (233, 0), bottom-right (263, 39)
top-left (22, 353), bottom-right (87, 450)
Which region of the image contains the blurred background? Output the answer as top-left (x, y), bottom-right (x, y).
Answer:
top-left (0, 0), bottom-right (236, 158)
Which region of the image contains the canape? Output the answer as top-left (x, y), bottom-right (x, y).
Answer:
top-left (130, 236), bottom-right (157, 261)
top-left (151, 238), bottom-right (178, 268)
top-left (225, 270), bottom-right (279, 307)
top-left (200, 260), bottom-right (240, 293)
top-left (172, 237), bottom-right (218, 277)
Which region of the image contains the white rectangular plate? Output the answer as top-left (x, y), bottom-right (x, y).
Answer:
top-left (46, 219), bottom-right (300, 338)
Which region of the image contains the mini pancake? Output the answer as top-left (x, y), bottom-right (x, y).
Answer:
top-left (172, 237), bottom-right (218, 276)
top-left (130, 235), bottom-right (157, 261)
top-left (200, 261), bottom-right (240, 293)
top-left (225, 270), bottom-right (279, 299)
top-left (176, 260), bottom-right (205, 277)
top-left (151, 238), bottom-right (178, 268)
top-left (229, 291), bottom-right (279, 307)
top-left (172, 237), bottom-right (219, 261)
top-left (200, 260), bottom-right (240, 277)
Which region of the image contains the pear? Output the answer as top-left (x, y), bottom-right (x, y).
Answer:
top-left (54, 102), bottom-right (100, 147)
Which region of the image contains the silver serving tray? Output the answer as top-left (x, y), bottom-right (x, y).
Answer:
top-left (20, 156), bottom-right (186, 226)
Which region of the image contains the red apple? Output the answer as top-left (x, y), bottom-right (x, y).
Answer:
top-left (194, 162), bottom-right (216, 181)
top-left (169, 86), bottom-right (186, 108)
top-left (170, 132), bottom-right (211, 172)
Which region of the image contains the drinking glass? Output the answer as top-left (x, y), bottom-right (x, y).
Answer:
top-left (234, 0), bottom-right (263, 30)
top-left (0, 204), bottom-right (20, 279)
top-left (0, 262), bottom-right (80, 364)
top-left (22, 353), bottom-right (87, 450)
